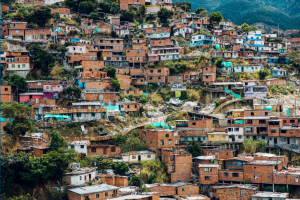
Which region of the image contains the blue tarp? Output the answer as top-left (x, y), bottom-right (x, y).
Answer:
top-left (234, 120), bottom-right (243, 124)
top-left (287, 109), bottom-right (290, 116)
top-left (222, 61), bottom-right (232, 68)
top-left (143, 92), bottom-right (148, 96)
top-left (266, 106), bottom-right (272, 112)
top-left (215, 45), bottom-right (220, 50)
top-left (105, 106), bottom-right (119, 111)
top-left (224, 88), bottom-right (241, 99)
top-left (152, 122), bottom-right (167, 128)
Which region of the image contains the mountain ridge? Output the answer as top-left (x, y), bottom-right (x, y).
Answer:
top-left (182, 0), bottom-right (300, 30)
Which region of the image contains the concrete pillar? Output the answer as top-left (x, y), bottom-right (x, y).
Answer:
top-left (272, 183), bottom-right (274, 192)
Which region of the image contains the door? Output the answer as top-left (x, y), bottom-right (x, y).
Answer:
top-left (138, 155), bottom-right (141, 161)
top-left (241, 67), bottom-right (244, 72)
top-left (89, 174), bottom-right (91, 180)
top-left (217, 135), bottom-right (220, 141)
top-left (103, 148), bottom-right (107, 154)
top-left (274, 138), bottom-right (277, 144)
top-left (287, 138), bottom-right (290, 144)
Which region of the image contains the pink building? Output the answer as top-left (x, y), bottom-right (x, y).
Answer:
top-left (43, 84), bottom-right (63, 99)
top-left (19, 92), bottom-right (43, 102)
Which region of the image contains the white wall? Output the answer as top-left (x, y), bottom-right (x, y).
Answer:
top-left (62, 171), bottom-right (96, 186)
top-left (68, 144), bottom-right (88, 155)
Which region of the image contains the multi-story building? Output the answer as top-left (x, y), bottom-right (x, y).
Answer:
top-left (145, 27), bottom-right (171, 39)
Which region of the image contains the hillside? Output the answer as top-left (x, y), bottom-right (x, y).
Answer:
top-left (183, 0), bottom-right (300, 30)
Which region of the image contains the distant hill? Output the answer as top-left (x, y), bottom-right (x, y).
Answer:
top-left (181, 0), bottom-right (300, 30)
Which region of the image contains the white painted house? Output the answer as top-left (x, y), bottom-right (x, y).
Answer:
top-left (68, 141), bottom-right (89, 155)
top-left (121, 150), bottom-right (156, 163)
top-left (62, 167), bottom-right (97, 186)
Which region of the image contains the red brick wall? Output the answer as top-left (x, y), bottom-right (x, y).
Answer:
top-left (199, 167), bottom-right (218, 184)
top-left (214, 187), bottom-right (256, 200)
top-left (87, 146), bottom-right (121, 156)
top-left (177, 185), bottom-right (199, 196)
top-left (149, 185), bottom-right (176, 196)
top-left (243, 164), bottom-right (274, 183)
top-left (68, 190), bottom-right (118, 200)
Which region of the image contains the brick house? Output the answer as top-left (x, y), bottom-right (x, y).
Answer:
top-left (1, 85), bottom-right (13, 103)
top-left (202, 66), bottom-right (216, 86)
top-left (162, 149), bottom-right (192, 182)
top-left (198, 164), bottom-right (219, 186)
top-left (144, 27), bottom-right (171, 39)
top-left (119, 102), bottom-right (140, 112)
top-left (87, 145), bottom-right (121, 156)
top-left (119, 0), bottom-right (145, 10)
top-left (138, 129), bottom-right (180, 158)
top-left (94, 38), bottom-right (124, 52)
top-left (83, 91), bottom-right (120, 102)
top-left (68, 184), bottom-right (119, 200)
top-left (24, 28), bottom-right (51, 41)
top-left (97, 174), bottom-right (129, 187)
top-left (176, 119), bottom-right (213, 143)
top-left (6, 50), bottom-right (31, 77)
top-left (150, 39), bottom-right (175, 48)
top-left (213, 184), bottom-right (258, 200)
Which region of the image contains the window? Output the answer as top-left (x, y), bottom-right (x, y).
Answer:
top-left (205, 176), bottom-right (212, 180)
top-left (265, 112), bottom-right (269, 116)
top-left (192, 122), bottom-right (196, 125)
top-left (71, 145), bottom-right (74, 149)
top-left (91, 113), bottom-right (95, 117)
top-left (229, 190), bottom-right (233, 194)
top-left (77, 113), bottom-right (81, 117)
top-left (246, 127), bottom-right (253, 133)
top-left (240, 190), bottom-right (245, 195)
top-left (166, 134), bottom-right (169, 138)
top-left (147, 154), bottom-right (151, 158)
top-left (204, 168), bottom-right (212, 172)
top-left (80, 176), bottom-right (82, 180)
top-left (246, 120), bottom-right (252, 124)
top-left (211, 135), bottom-right (214, 139)
top-left (232, 173), bottom-right (239, 177)
top-left (271, 130), bottom-right (276, 133)
top-left (291, 120), bottom-right (295, 123)
top-left (111, 147), bottom-right (116, 152)
top-left (91, 148), bottom-right (96, 152)
top-left (168, 140), bottom-right (172, 145)
top-left (105, 192), bottom-right (108, 196)
top-left (22, 64), bottom-right (25, 68)
top-left (96, 194), bottom-right (99, 198)
top-left (80, 145), bottom-right (84, 149)
top-left (224, 172), bottom-right (228, 177)
top-left (251, 112), bottom-right (254, 116)
top-left (259, 120), bottom-right (266, 124)
top-left (268, 176), bottom-right (270, 179)
top-left (225, 152), bottom-right (228, 155)
top-left (4, 87), bottom-right (8, 91)
top-left (160, 141), bottom-right (164, 145)
top-left (222, 135), bottom-right (226, 138)
top-left (12, 64), bottom-right (15, 68)
top-left (132, 156), bottom-right (136, 159)
top-left (170, 166), bottom-right (175, 170)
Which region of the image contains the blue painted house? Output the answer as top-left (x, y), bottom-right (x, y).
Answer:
top-left (272, 67), bottom-right (287, 77)
top-left (190, 34), bottom-right (216, 47)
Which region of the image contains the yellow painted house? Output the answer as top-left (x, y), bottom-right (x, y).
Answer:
top-left (207, 132), bottom-right (229, 143)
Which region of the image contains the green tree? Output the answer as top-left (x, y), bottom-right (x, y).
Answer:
top-left (187, 140), bottom-right (204, 157)
top-left (111, 77), bottom-right (121, 91)
top-left (88, 12), bottom-right (100, 19)
top-left (2, 102), bottom-right (32, 138)
top-left (27, 22), bottom-right (37, 28)
top-left (114, 134), bottom-right (127, 146)
top-left (8, 73), bottom-right (26, 92)
top-left (99, 2), bottom-right (110, 13)
top-left (129, 176), bottom-right (142, 186)
top-left (241, 23), bottom-right (257, 33)
top-left (49, 130), bottom-right (68, 151)
top-left (112, 162), bottom-right (129, 175)
top-left (139, 95), bottom-right (148, 104)
top-left (53, 12), bottom-right (60, 20)
top-left (121, 9), bottom-right (134, 22)
top-left (121, 136), bottom-right (147, 153)
top-left (215, 58), bottom-right (224, 68)
top-left (258, 69), bottom-right (270, 80)
top-left (93, 155), bottom-right (111, 173)
top-left (208, 11), bottom-right (223, 23)
top-left (139, 5), bottom-right (146, 15)
top-left (78, 1), bottom-right (96, 14)
top-left (104, 66), bottom-right (116, 78)
top-left (110, 2), bottom-right (120, 14)
top-left (173, 1), bottom-right (192, 12)
top-left (29, 43), bottom-right (55, 77)
top-left (111, 30), bottom-right (118, 38)
top-left (62, 86), bottom-right (82, 99)
top-left (157, 7), bottom-right (173, 24)
top-left (195, 8), bottom-right (208, 17)
top-left (278, 55), bottom-right (286, 63)
top-left (26, 7), bottom-right (52, 27)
